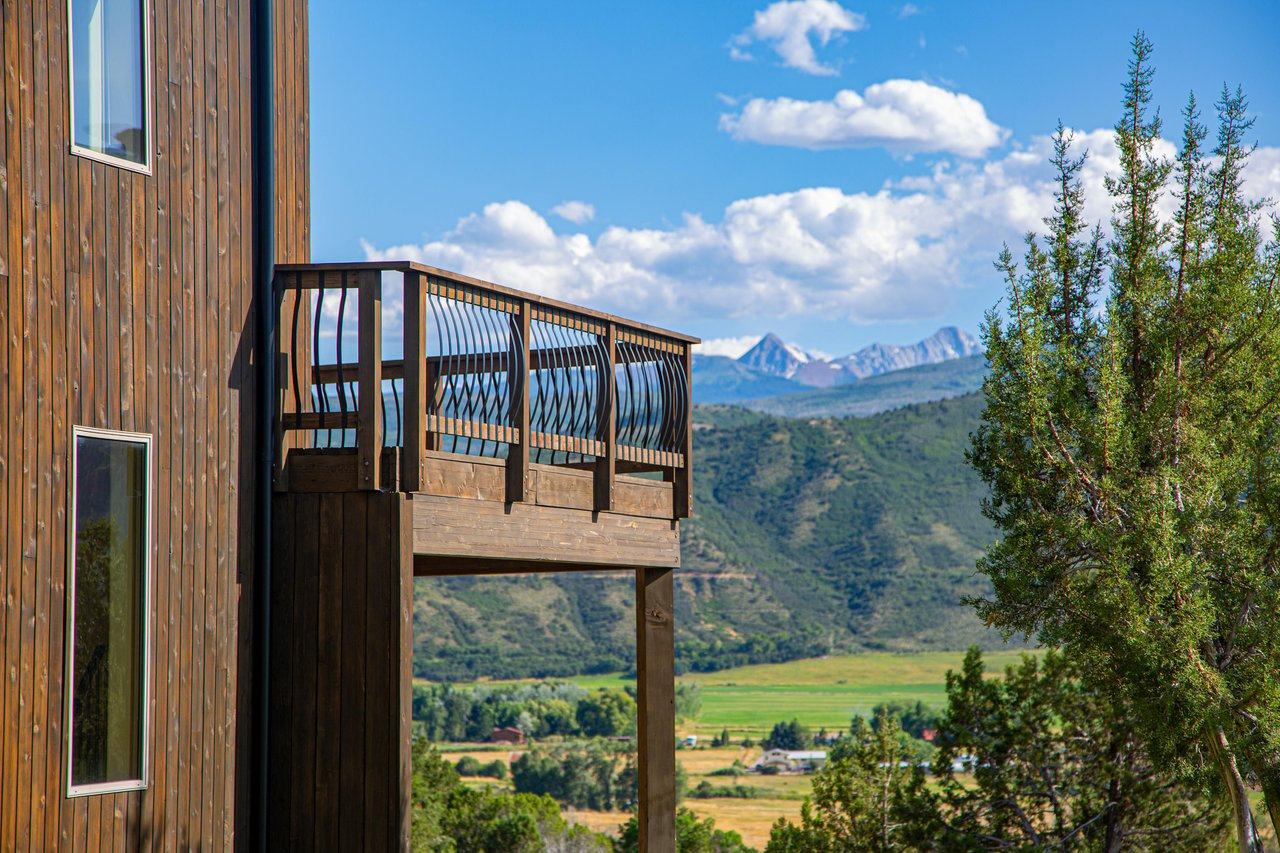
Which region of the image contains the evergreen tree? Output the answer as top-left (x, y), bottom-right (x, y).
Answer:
top-left (969, 32), bottom-right (1280, 852)
top-left (764, 709), bottom-right (931, 853)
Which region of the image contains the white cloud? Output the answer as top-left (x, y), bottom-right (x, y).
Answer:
top-left (899, 3), bottom-right (921, 17)
top-left (363, 133), bottom-right (1279, 332)
top-left (551, 200), bottom-right (596, 224)
top-left (730, 0), bottom-right (866, 76)
top-left (721, 79), bottom-right (1008, 157)
top-left (695, 335), bottom-right (765, 358)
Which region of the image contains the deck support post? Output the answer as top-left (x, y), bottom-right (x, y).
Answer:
top-left (636, 566), bottom-right (676, 853)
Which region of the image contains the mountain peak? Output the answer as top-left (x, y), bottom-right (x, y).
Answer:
top-left (739, 333), bottom-right (809, 379)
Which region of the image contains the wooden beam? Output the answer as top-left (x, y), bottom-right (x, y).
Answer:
top-left (506, 299), bottom-right (530, 503)
top-left (409, 493), bottom-right (679, 568)
top-left (637, 567), bottom-right (676, 853)
top-left (402, 271), bottom-right (425, 491)
top-left (357, 270), bottom-right (383, 489)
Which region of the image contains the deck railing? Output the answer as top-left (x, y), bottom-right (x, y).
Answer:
top-left (273, 262), bottom-right (696, 516)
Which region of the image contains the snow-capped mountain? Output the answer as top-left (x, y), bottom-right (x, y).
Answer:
top-left (737, 333), bottom-right (811, 379)
top-left (834, 327), bottom-right (982, 381)
top-left (735, 327), bottom-right (982, 388)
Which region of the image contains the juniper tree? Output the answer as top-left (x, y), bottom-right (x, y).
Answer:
top-left (969, 33), bottom-right (1280, 852)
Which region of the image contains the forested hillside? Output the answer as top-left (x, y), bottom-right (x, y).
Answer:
top-left (412, 393), bottom-right (1002, 680)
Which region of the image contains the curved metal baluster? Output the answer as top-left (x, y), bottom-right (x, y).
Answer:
top-left (674, 351), bottom-right (688, 459)
top-left (480, 303), bottom-right (506, 457)
top-left (436, 283), bottom-right (459, 454)
top-left (391, 377), bottom-right (401, 449)
top-left (465, 296), bottom-right (492, 457)
top-left (614, 338), bottom-right (629, 449)
top-left (550, 316), bottom-right (572, 464)
top-left (541, 315), bottom-right (562, 464)
top-left (290, 272), bottom-right (303, 431)
top-left (530, 319), bottom-right (548, 465)
top-left (380, 376), bottom-right (389, 450)
top-left (314, 272), bottom-right (329, 446)
top-left (444, 290), bottom-right (473, 456)
top-left (572, 327), bottom-right (590, 458)
top-left (638, 342), bottom-right (657, 450)
top-left (645, 348), bottom-right (660, 450)
top-left (659, 347), bottom-right (678, 453)
top-left (427, 284), bottom-right (447, 452)
top-left (591, 332), bottom-right (608, 448)
top-left (461, 293), bottom-right (485, 456)
top-left (621, 340), bottom-right (638, 451)
top-left (335, 271), bottom-right (349, 443)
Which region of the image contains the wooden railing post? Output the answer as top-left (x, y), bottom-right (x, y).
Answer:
top-left (594, 322), bottom-right (617, 512)
top-left (506, 299), bottom-right (531, 503)
top-left (637, 566), bottom-right (676, 853)
top-left (357, 270), bottom-right (383, 490)
top-left (674, 343), bottom-right (692, 518)
top-left (402, 271), bottom-right (425, 492)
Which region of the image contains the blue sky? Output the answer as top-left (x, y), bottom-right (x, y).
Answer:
top-left (309, 0), bottom-right (1280, 358)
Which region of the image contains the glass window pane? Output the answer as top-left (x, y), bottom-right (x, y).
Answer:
top-left (70, 433), bottom-right (148, 789)
top-left (70, 0), bottom-right (147, 166)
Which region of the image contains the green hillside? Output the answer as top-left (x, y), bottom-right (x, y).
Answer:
top-left (743, 354), bottom-right (987, 418)
top-left (413, 392), bottom-right (1002, 681)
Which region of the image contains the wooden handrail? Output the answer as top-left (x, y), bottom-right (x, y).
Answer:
top-left (274, 260), bottom-right (700, 345)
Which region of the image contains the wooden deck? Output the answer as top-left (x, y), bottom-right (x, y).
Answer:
top-left (267, 261), bottom-right (695, 852)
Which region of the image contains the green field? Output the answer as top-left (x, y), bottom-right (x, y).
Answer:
top-left (431, 648), bottom-right (1036, 737)
top-left (678, 649), bottom-right (1030, 737)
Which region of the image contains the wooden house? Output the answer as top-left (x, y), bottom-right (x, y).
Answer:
top-left (490, 726), bottom-right (525, 746)
top-left (0, 1), bottom-right (693, 851)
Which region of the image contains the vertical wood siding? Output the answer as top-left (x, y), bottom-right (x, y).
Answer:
top-left (0, 0), bottom-right (309, 848)
top-left (267, 492), bottom-right (413, 853)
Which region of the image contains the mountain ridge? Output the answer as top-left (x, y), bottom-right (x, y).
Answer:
top-left (693, 326), bottom-right (983, 404)
top-left (412, 392), bottom-right (1002, 681)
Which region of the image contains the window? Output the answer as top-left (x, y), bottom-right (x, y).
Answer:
top-left (68, 0), bottom-right (151, 171)
top-left (66, 427), bottom-right (151, 796)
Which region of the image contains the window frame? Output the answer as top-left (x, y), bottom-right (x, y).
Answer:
top-left (65, 0), bottom-right (154, 175)
top-left (64, 425), bottom-right (154, 798)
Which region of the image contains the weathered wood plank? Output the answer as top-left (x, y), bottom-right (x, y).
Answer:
top-left (338, 493), bottom-right (368, 851)
top-left (314, 493), bottom-right (343, 853)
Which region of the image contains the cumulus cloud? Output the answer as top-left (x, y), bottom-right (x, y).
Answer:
top-left (730, 0), bottom-right (866, 76)
top-left (551, 200), bottom-right (596, 224)
top-left (363, 132), bottom-right (1279, 332)
top-left (695, 335), bottom-right (766, 358)
top-left (899, 3), bottom-right (921, 17)
top-left (721, 79), bottom-right (1008, 157)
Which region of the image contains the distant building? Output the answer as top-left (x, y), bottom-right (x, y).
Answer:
top-left (757, 749), bottom-right (828, 772)
top-left (491, 727), bottom-right (526, 745)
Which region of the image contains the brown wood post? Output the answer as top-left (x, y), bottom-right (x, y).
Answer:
top-left (506, 299), bottom-right (531, 503)
top-left (674, 344), bottom-right (692, 519)
top-left (595, 321), bottom-right (617, 512)
top-left (358, 270), bottom-right (384, 490)
top-left (402, 270), bottom-right (426, 491)
top-left (637, 566), bottom-right (676, 853)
